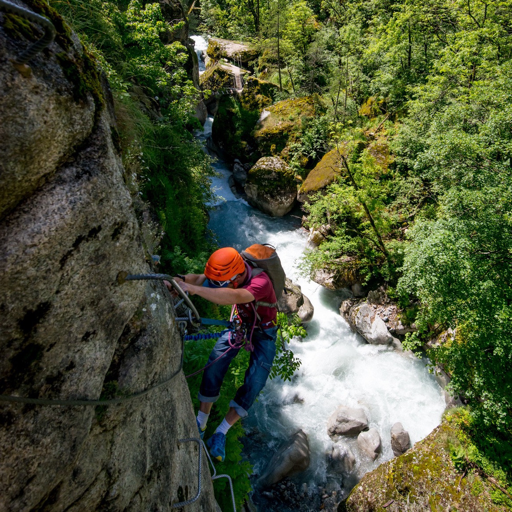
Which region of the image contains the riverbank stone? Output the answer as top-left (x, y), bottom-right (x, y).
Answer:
top-left (327, 406), bottom-right (369, 438)
top-left (245, 157), bottom-right (297, 216)
top-left (390, 422), bottom-right (411, 456)
top-left (357, 428), bottom-right (382, 460)
top-left (258, 430), bottom-right (311, 487)
top-left (278, 278), bottom-right (314, 323)
top-left (329, 443), bottom-right (356, 473)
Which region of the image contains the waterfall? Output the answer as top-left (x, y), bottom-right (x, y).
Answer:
top-left (190, 35), bottom-right (207, 74)
top-left (193, 36), bottom-right (445, 509)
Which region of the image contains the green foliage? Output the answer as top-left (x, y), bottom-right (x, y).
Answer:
top-left (446, 408), bottom-right (512, 507)
top-left (270, 313), bottom-right (304, 381)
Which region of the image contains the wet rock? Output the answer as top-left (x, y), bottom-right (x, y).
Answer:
top-left (357, 428), bottom-right (381, 460)
top-left (329, 443), bottom-right (356, 473)
top-left (390, 422), bottom-right (411, 456)
top-left (245, 157), bottom-right (297, 217)
top-left (351, 283), bottom-right (366, 298)
top-left (278, 278), bottom-right (314, 323)
top-left (327, 406), bottom-right (369, 438)
top-left (233, 159), bottom-right (248, 186)
top-left (258, 430), bottom-right (311, 487)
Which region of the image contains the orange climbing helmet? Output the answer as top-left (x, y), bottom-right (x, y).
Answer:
top-left (204, 247), bottom-right (245, 283)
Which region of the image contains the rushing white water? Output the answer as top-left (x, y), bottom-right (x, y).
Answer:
top-left (194, 55), bottom-right (446, 504)
top-left (191, 35), bottom-right (208, 74)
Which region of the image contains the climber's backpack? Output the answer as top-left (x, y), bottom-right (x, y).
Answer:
top-left (241, 244), bottom-right (286, 309)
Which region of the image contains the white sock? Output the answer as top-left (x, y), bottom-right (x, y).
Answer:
top-left (215, 418), bottom-right (232, 436)
top-left (197, 411), bottom-right (209, 430)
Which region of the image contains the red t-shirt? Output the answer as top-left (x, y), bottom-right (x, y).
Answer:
top-left (236, 272), bottom-right (277, 327)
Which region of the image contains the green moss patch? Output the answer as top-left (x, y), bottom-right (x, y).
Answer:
top-left (342, 410), bottom-right (511, 512)
top-left (240, 76), bottom-right (278, 111)
top-left (200, 63), bottom-right (232, 92)
top-left (298, 149), bottom-right (342, 198)
top-left (254, 95), bottom-right (325, 160)
top-left (247, 156), bottom-right (295, 194)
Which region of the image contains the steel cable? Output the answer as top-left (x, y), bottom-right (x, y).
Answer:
top-left (0, 0), bottom-right (56, 64)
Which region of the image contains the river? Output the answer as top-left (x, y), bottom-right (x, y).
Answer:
top-left (192, 36), bottom-right (445, 510)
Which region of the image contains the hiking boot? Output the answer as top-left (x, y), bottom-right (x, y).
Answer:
top-left (206, 432), bottom-right (226, 462)
top-left (197, 419), bottom-right (206, 440)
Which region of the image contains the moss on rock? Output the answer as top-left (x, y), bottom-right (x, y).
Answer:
top-left (200, 63), bottom-right (232, 93)
top-left (240, 76), bottom-right (279, 111)
top-left (211, 94), bottom-right (259, 162)
top-left (298, 149), bottom-right (343, 202)
top-left (245, 156), bottom-right (297, 216)
top-left (254, 95), bottom-right (325, 161)
top-left (341, 410), bottom-right (511, 512)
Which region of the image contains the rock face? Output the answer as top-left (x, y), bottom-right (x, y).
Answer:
top-left (329, 443), bottom-right (356, 474)
top-left (327, 406), bottom-right (369, 438)
top-left (0, 7), bottom-right (216, 511)
top-left (245, 157), bottom-right (297, 216)
top-left (390, 422), bottom-right (411, 456)
top-left (357, 428), bottom-right (382, 460)
top-left (278, 278), bottom-right (314, 323)
top-left (258, 430), bottom-right (311, 487)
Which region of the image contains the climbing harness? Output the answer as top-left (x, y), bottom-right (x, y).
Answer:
top-left (184, 303), bottom-right (260, 379)
top-left (0, 0), bottom-right (56, 65)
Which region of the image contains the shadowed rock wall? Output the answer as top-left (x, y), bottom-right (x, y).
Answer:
top-left (0, 3), bottom-right (216, 511)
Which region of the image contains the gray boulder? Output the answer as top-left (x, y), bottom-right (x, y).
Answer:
top-left (327, 406), bottom-right (369, 438)
top-left (390, 422), bottom-right (411, 456)
top-left (278, 278), bottom-right (314, 323)
top-left (340, 300), bottom-right (401, 347)
top-left (329, 443), bottom-right (356, 473)
top-left (245, 157), bottom-right (297, 217)
top-left (258, 430), bottom-right (311, 487)
top-left (357, 428), bottom-right (381, 460)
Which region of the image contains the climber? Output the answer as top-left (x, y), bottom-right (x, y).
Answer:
top-left (165, 247), bottom-right (278, 462)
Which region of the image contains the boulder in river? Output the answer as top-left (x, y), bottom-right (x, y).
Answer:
top-left (357, 428), bottom-right (382, 460)
top-left (340, 300), bottom-right (400, 347)
top-left (245, 157), bottom-right (297, 217)
top-left (329, 443), bottom-right (356, 473)
top-left (278, 278), bottom-right (314, 323)
top-left (258, 430), bottom-right (311, 487)
top-left (390, 422), bottom-right (411, 456)
top-left (327, 406), bottom-right (369, 438)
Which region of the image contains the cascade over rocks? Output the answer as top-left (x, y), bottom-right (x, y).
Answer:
top-left (0, 8), bottom-right (216, 511)
top-left (257, 430), bottom-right (311, 487)
top-left (327, 406), bottom-right (369, 438)
top-left (245, 157), bottom-right (297, 217)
